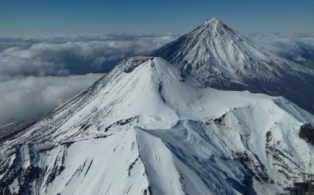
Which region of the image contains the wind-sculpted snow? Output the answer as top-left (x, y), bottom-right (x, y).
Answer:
top-left (0, 57), bottom-right (314, 194)
top-left (152, 18), bottom-right (314, 114)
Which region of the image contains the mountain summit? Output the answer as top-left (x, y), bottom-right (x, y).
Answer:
top-left (0, 57), bottom-right (314, 194)
top-left (202, 17), bottom-right (229, 31)
top-left (152, 18), bottom-right (314, 113)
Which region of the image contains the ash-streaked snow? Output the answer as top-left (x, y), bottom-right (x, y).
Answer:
top-left (0, 57), bottom-right (313, 195)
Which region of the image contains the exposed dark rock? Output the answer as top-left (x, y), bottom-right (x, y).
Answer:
top-left (84, 160), bottom-right (93, 177)
top-left (80, 123), bottom-right (91, 131)
top-left (46, 165), bottom-right (64, 184)
top-left (62, 141), bottom-right (74, 147)
top-left (266, 131), bottom-right (272, 143)
top-left (104, 117), bottom-right (137, 132)
top-left (148, 186), bottom-right (153, 195)
top-left (233, 151), bottom-right (249, 162)
top-left (299, 123), bottom-right (314, 145)
top-left (158, 82), bottom-right (163, 92)
top-left (122, 57), bottom-right (154, 73)
top-left (128, 157), bottom-right (139, 177)
top-left (286, 180), bottom-right (314, 195)
top-left (232, 151), bottom-right (268, 182)
top-left (179, 73), bottom-right (186, 82)
top-left (213, 114), bottom-right (225, 125)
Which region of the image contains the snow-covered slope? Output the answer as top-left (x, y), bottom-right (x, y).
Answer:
top-left (0, 57), bottom-right (314, 195)
top-left (152, 18), bottom-right (314, 113)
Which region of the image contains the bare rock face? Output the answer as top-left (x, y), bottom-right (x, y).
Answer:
top-left (299, 123), bottom-right (314, 145)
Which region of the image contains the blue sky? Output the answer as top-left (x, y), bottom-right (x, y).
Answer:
top-left (0, 0), bottom-right (313, 35)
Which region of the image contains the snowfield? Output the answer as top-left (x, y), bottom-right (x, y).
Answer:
top-left (0, 57), bottom-right (313, 195)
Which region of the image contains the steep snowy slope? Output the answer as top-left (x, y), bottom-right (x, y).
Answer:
top-left (152, 18), bottom-right (314, 113)
top-left (0, 57), bottom-right (314, 195)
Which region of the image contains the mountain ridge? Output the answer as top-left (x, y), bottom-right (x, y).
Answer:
top-left (152, 18), bottom-right (314, 114)
top-left (0, 57), bottom-right (314, 194)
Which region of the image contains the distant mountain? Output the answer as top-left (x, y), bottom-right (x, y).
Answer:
top-left (1, 57), bottom-right (313, 195)
top-left (152, 18), bottom-right (314, 113)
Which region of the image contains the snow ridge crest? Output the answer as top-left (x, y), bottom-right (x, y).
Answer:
top-left (203, 17), bottom-right (222, 26)
top-left (200, 17), bottom-right (231, 33)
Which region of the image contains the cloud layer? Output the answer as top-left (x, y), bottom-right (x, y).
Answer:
top-left (0, 34), bottom-right (178, 81)
top-left (247, 33), bottom-right (314, 68)
top-left (0, 34), bottom-right (177, 125)
top-left (0, 74), bottom-right (103, 125)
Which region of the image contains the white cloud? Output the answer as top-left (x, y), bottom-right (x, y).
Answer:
top-left (0, 74), bottom-right (103, 125)
top-left (0, 34), bottom-right (178, 80)
top-left (247, 33), bottom-right (314, 68)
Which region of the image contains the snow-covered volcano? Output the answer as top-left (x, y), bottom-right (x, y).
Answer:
top-left (152, 18), bottom-right (314, 113)
top-left (0, 57), bottom-right (313, 195)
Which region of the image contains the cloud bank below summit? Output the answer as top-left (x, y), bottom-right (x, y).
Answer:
top-left (0, 34), bottom-right (178, 81)
top-left (247, 33), bottom-right (314, 68)
top-left (0, 34), bottom-right (178, 125)
top-left (0, 74), bottom-right (104, 125)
